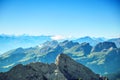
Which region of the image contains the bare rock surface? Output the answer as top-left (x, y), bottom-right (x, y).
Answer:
top-left (0, 53), bottom-right (102, 80)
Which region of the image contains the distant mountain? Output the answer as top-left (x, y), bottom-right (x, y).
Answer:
top-left (0, 54), bottom-right (104, 80)
top-left (92, 42), bottom-right (117, 52)
top-left (0, 35), bottom-right (51, 54)
top-left (105, 71), bottom-right (120, 80)
top-left (0, 34), bottom-right (119, 54)
top-left (107, 38), bottom-right (120, 48)
top-left (73, 36), bottom-right (120, 48)
top-left (86, 48), bottom-right (120, 74)
top-left (0, 40), bottom-right (120, 76)
top-left (73, 36), bottom-right (105, 46)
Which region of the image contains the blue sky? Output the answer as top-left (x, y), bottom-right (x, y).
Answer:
top-left (0, 0), bottom-right (120, 38)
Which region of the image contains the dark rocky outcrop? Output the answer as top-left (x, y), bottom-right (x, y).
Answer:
top-left (0, 63), bottom-right (57, 80)
top-left (92, 42), bottom-right (117, 52)
top-left (0, 54), bottom-right (102, 80)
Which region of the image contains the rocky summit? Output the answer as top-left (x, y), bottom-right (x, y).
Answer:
top-left (92, 42), bottom-right (117, 52)
top-left (55, 54), bottom-right (99, 80)
top-left (0, 53), bottom-right (105, 80)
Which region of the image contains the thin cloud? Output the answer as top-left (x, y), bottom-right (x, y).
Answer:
top-left (51, 35), bottom-right (65, 40)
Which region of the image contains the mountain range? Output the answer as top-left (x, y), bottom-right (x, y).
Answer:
top-left (0, 40), bottom-right (120, 76)
top-left (0, 54), bottom-right (107, 80)
top-left (0, 34), bottom-right (120, 54)
top-left (0, 35), bottom-right (51, 54)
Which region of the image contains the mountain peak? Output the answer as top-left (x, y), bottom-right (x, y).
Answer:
top-left (0, 53), bottom-right (102, 80)
top-left (92, 42), bottom-right (117, 52)
top-left (60, 40), bottom-right (79, 48)
top-left (55, 53), bottom-right (99, 80)
top-left (42, 40), bottom-right (58, 47)
top-left (55, 53), bottom-right (71, 65)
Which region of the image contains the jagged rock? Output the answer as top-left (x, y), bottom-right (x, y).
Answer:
top-left (60, 40), bottom-right (79, 48)
top-left (0, 53), bottom-right (104, 80)
top-left (92, 42), bottom-right (117, 52)
top-left (49, 68), bottom-right (67, 80)
top-left (55, 54), bottom-right (99, 80)
top-left (0, 64), bottom-right (45, 80)
top-left (76, 42), bottom-right (92, 55)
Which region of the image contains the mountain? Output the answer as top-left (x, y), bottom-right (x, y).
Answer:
top-left (105, 71), bottom-right (120, 80)
top-left (0, 40), bottom-right (119, 76)
top-left (55, 54), bottom-right (100, 80)
top-left (0, 35), bottom-right (51, 54)
top-left (73, 36), bottom-right (105, 46)
top-left (73, 36), bottom-right (120, 48)
top-left (0, 34), bottom-right (119, 54)
top-left (0, 54), bottom-right (104, 80)
top-left (92, 42), bottom-right (117, 52)
top-left (107, 38), bottom-right (120, 48)
top-left (86, 48), bottom-right (120, 74)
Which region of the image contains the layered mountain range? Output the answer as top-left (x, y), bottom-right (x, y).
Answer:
top-left (0, 40), bottom-right (120, 77)
top-left (0, 34), bottom-right (120, 54)
top-left (0, 54), bottom-right (106, 80)
top-left (0, 35), bottom-right (51, 54)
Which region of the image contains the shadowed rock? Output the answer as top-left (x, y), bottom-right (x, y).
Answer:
top-left (92, 42), bottom-right (117, 52)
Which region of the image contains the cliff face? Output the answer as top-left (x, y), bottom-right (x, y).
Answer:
top-left (0, 53), bottom-right (102, 80)
top-left (56, 54), bottom-right (99, 80)
top-left (92, 42), bottom-right (117, 52)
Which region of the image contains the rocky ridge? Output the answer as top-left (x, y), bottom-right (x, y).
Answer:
top-left (92, 42), bottom-right (117, 52)
top-left (0, 41), bottom-right (119, 75)
top-left (0, 54), bottom-right (104, 80)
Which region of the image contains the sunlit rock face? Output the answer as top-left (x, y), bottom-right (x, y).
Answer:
top-left (56, 54), bottom-right (99, 80)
